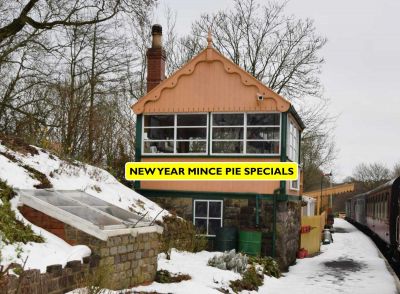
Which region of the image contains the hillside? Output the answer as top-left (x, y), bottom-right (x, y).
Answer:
top-left (0, 136), bottom-right (167, 272)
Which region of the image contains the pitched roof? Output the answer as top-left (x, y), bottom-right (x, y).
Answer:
top-left (132, 45), bottom-right (293, 115)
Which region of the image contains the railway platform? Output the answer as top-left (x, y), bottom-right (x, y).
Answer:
top-left (261, 218), bottom-right (400, 294)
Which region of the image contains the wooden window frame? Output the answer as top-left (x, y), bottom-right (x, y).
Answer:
top-left (210, 112), bottom-right (281, 156)
top-left (193, 199), bottom-right (223, 237)
top-left (142, 113), bottom-right (209, 155)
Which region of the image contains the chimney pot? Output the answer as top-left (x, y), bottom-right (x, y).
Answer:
top-left (151, 24), bottom-right (162, 48)
top-left (152, 24), bottom-right (162, 35)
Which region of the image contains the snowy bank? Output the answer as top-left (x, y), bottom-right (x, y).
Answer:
top-left (0, 140), bottom-right (167, 272)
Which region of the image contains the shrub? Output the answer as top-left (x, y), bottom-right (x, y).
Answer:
top-left (229, 266), bottom-right (264, 293)
top-left (208, 250), bottom-right (248, 273)
top-left (249, 256), bottom-right (281, 278)
top-left (0, 180), bottom-right (43, 244)
top-left (155, 270), bottom-right (191, 283)
top-left (159, 215), bottom-right (208, 259)
top-left (0, 180), bottom-right (16, 201)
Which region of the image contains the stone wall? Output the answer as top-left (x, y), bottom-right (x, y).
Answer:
top-left (275, 201), bottom-right (301, 270)
top-left (1, 255), bottom-right (100, 294)
top-left (64, 225), bottom-right (159, 288)
top-left (14, 205), bottom-right (162, 292)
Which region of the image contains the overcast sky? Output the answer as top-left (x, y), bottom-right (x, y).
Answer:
top-left (155, 0), bottom-right (400, 181)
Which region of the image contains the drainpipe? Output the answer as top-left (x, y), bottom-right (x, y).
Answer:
top-left (272, 187), bottom-right (283, 258)
top-left (272, 188), bottom-right (279, 258)
top-left (256, 195), bottom-right (260, 227)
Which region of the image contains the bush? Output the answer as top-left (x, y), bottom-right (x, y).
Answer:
top-left (208, 250), bottom-right (248, 273)
top-left (0, 180), bottom-right (16, 201)
top-left (159, 215), bottom-right (208, 259)
top-left (229, 266), bottom-right (264, 293)
top-left (0, 180), bottom-right (43, 244)
top-left (249, 256), bottom-right (281, 278)
top-left (155, 269), bottom-right (191, 283)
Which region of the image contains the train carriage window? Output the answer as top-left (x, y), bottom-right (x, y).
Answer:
top-left (377, 196), bottom-right (381, 219)
top-left (384, 200), bottom-right (387, 220)
top-left (385, 192), bottom-right (389, 220)
top-left (369, 201), bottom-right (372, 217)
top-left (379, 200), bottom-right (382, 219)
top-left (368, 201), bottom-right (371, 217)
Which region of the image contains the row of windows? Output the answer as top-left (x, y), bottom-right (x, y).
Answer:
top-left (366, 192), bottom-right (389, 220)
top-left (142, 113), bottom-right (300, 158)
top-left (143, 113), bottom-right (281, 155)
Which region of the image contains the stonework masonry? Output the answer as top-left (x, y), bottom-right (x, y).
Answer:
top-left (1, 255), bottom-right (100, 294)
top-left (3, 205), bottom-right (162, 293)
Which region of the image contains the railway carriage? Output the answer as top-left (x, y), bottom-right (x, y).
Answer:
top-left (346, 177), bottom-right (400, 256)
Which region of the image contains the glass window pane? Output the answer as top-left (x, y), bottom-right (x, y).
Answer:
top-left (144, 115), bottom-right (174, 127)
top-left (194, 218), bottom-right (207, 234)
top-left (247, 127), bottom-right (280, 140)
top-left (177, 128), bottom-right (207, 139)
top-left (212, 141), bottom-right (243, 153)
top-left (209, 201), bottom-right (222, 218)
top-left (144, 141), bottom-right (174, 153)
top-left (177, 114), bottom-right (207, 126)
top-left (176, 141), bottom-right (207, 153)
top-left (246, 141), bottom-right (279, 154)
top-left (212, 127), bottom-right (243, 139)
top-left (208, 219), bottom-right (222, 236)
top-left (144, 128), bottom-right (174, 140)
top-left (247, 113), bottom-right (280, 125)
top-left (195, 201), bottom-right (207, 217)
top-left (213, 114), bottom-right (244, 126)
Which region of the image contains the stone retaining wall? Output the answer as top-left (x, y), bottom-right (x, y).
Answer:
top-left (1, 255), bottom-right (100, 294)
top-left (64, 225), bottom-right (159, 287)
top-left (8, 205), bottom-right (162, 293)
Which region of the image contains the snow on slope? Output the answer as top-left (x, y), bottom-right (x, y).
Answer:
top-left (0, 141), bottom-right (167, 272)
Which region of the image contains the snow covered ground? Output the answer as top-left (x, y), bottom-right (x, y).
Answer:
top-left (0, 141), bottom-right (167, 272)
top-left (129, 218), bottom-right (399, 294)
top-left (260, 218), bottom-right (399, 294)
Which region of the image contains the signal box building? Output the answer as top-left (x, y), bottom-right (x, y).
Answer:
top-left (132, 25), bottom-right (305, 269)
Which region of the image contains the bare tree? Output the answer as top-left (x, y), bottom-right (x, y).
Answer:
top-left (392, 162), bottom-right (400, 178)
top-left (169, 0), bottom-right (326, 101)
top-left (0, 0), bottom-right (155, 44)
top-left (352, 162), bottom-right (391, 191)
top-left (0, 0), bottom-right (155, 173)
top-left (300, 98), bottom-right (336, 191)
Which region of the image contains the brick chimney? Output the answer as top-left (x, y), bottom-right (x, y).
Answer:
top-left (147, 24), bottom-right (166, 93)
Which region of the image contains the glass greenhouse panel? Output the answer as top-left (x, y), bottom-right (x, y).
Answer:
top-left (59, 206), bottom-right (124, 228)
top-left (16, 189), bottom-right (151, 229)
